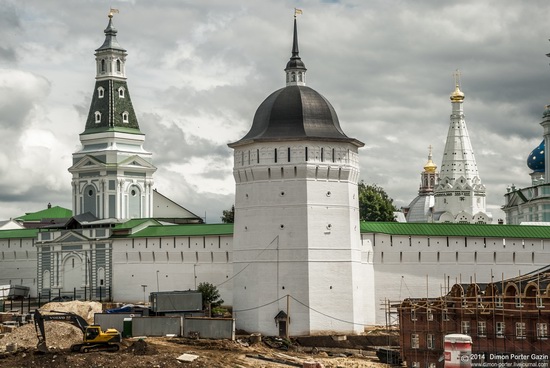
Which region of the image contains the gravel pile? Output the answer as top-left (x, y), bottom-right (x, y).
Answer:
top-left (39, 301), bottom-right (103, 324)
top-left (0, 322), bottom-right (82, 350)
top-left (0, 301), bottom-right (103, 351)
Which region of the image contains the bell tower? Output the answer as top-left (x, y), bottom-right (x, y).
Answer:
top-left (69, 11), bottom-right (156, 220)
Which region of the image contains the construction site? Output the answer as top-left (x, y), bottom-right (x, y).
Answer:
top-left (396, 266), bottom-right (550, 368)
top-left (0, 295), bottom-right (400, 368)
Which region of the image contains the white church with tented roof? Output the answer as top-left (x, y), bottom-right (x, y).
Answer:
top-left (403, 73), bottom-right (492, 224)
top-left (2, 12), bottom-right (550, 336)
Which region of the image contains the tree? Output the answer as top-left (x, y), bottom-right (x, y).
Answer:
top-left (221, 205), bottom-right (234, 223)
top-left (358, 181), bottom-right (397, 222)
top-left (197, 282), bottom-right (224, 309)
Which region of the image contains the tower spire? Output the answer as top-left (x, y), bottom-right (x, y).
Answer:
top-left (285, 10), bottom-right (306, 86)
top-left (70, 13), bottom-right (156, 221)
top-left (433, 72), bottom-right (491, 223)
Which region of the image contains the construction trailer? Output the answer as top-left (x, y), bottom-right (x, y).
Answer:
top-left (149, 291), bottom-right (202, 315)
top-left (0, 285), bottom-right (30, 300)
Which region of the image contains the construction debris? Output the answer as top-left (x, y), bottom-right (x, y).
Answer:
top-left (176, 353), bottom-right (199, 362)
top-left (39, 300), bottom-right (103, 324)
top-left (246, 354), bottom-right (302, 367)
top-left (0, 322), bottom-right (82, 350)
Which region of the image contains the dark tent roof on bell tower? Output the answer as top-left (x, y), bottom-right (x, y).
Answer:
top-left (229, 16), bottom-right (363, 148)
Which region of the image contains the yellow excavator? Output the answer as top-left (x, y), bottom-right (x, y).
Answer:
top-left (34, 309), bottom-right (121, 353)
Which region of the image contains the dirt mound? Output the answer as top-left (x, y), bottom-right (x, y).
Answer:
top-left (0, 322), bottom-right (82, 350)
top-left (126, 339), bottom-right (157, 356)
top-left (39, 301), bottom-right (103, 324)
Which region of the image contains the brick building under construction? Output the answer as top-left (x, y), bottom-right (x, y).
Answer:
top-left (398, 266), bottom-right (550, 368)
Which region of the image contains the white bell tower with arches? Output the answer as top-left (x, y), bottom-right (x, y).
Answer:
top-left (69, 11), bottom-right (156, 220)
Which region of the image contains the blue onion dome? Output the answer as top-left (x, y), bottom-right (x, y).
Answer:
top-left (527, 140), bottom-right (545, 172)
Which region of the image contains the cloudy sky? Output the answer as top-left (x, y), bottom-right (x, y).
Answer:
top-left (1, 0), bottom-right (549, 223)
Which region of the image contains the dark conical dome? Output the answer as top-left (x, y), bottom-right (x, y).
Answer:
top-left (229, 16), bottom-right (363, 148)
top-left (527, 140), bottom-right (545, 172)
top-left (230, 85), bottom-right (361, 146)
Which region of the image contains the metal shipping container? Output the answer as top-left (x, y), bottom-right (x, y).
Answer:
top-left (149, 291), bottom-right (202, 313)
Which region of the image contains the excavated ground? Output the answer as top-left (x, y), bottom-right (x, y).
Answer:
top-left (0, 335), bottom-right (389, 368)
top-left (0, 301), bottom-right (394, 367)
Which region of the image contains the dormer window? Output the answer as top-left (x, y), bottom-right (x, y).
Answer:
top-left (94, 111), bottom-right (101, 123)
top-left (118, 87), bottom-right (125, 98)
top-left (122, 111), bottom-right (129, 123)
top-left (97, 87), bottom-right (104, 98)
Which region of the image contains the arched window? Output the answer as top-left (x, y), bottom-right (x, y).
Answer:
top-left (118, 87), bottom-right (125, 98)
top-left (83, 185), bottom-right (97, 216)
top-left (101, 59), bottom-right (106, 72)
top-left (291, 72), bottom-right (296, 82)
top-left (116, 59), bottom-right (121, 72)
top-left (122, 111), bottom-right (129, 123)
top-left (42, 270), bottom-right (50, 289)
top-left (298, 73), bottom-right (303, 82)
top-left (97, 87), bottom-right (104, 98)
top-left (94, 111), bottom-right (101, 123)
top-left (128, 185), bottom-right (142, 219)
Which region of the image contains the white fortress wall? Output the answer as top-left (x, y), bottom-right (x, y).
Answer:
top-left (0, 237), bottom-right (38, 296)
top-left (365, 233), bottom-right (550, 324)
top-left (112, 234), bottom-right (234, 305)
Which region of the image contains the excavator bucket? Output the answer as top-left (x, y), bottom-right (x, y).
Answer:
top-left (37, 341), bottom-right (49, 353)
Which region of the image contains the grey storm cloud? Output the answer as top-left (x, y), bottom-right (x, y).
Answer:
top-left (2, 0), bottom-right (550, 223)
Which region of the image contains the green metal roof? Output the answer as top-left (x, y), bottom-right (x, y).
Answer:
top-left (16, 206), bottom-right (72, 221)
top-left (120, 223), bottom-right (234, 238)
top-left (360, 221), bottom-right (550, 239)
top-left (113, 219), bottom-right (160, 230)
top-left (0, 228), bottom-right (38, 239)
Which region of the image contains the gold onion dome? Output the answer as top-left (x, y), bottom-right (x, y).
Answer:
top-left (423, 146), bottom-right (437, 173)
top-left (450, 84), bottom-right (465, 102)
top-left (424, 157), bottom-right (437, 173)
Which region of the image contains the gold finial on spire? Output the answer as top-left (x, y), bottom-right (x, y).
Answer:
top-left (450, 69), bottom-right (465, 102)
top-left (453, 69), bottom-right (461, 88)
top-left (109, 8), bottom-right (119, 18)
top-left (294, 8), bottom-right (303, 18)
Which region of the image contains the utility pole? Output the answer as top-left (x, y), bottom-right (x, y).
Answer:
top-left (193, 264), bottom-right (197, 289)
top-left (156, 270), bottom-right (159, 292)
top-left (286, 294), bottom-right (290, 339)
top-left (140, 284), bottom-right (147, 304)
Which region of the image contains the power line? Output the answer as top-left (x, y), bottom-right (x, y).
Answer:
top-left (215, 235), bottom-right (279, 288)
top-left (233, 295), bottom-right (286, 313)
top-left (289, 295), bottom-right (370, 327)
